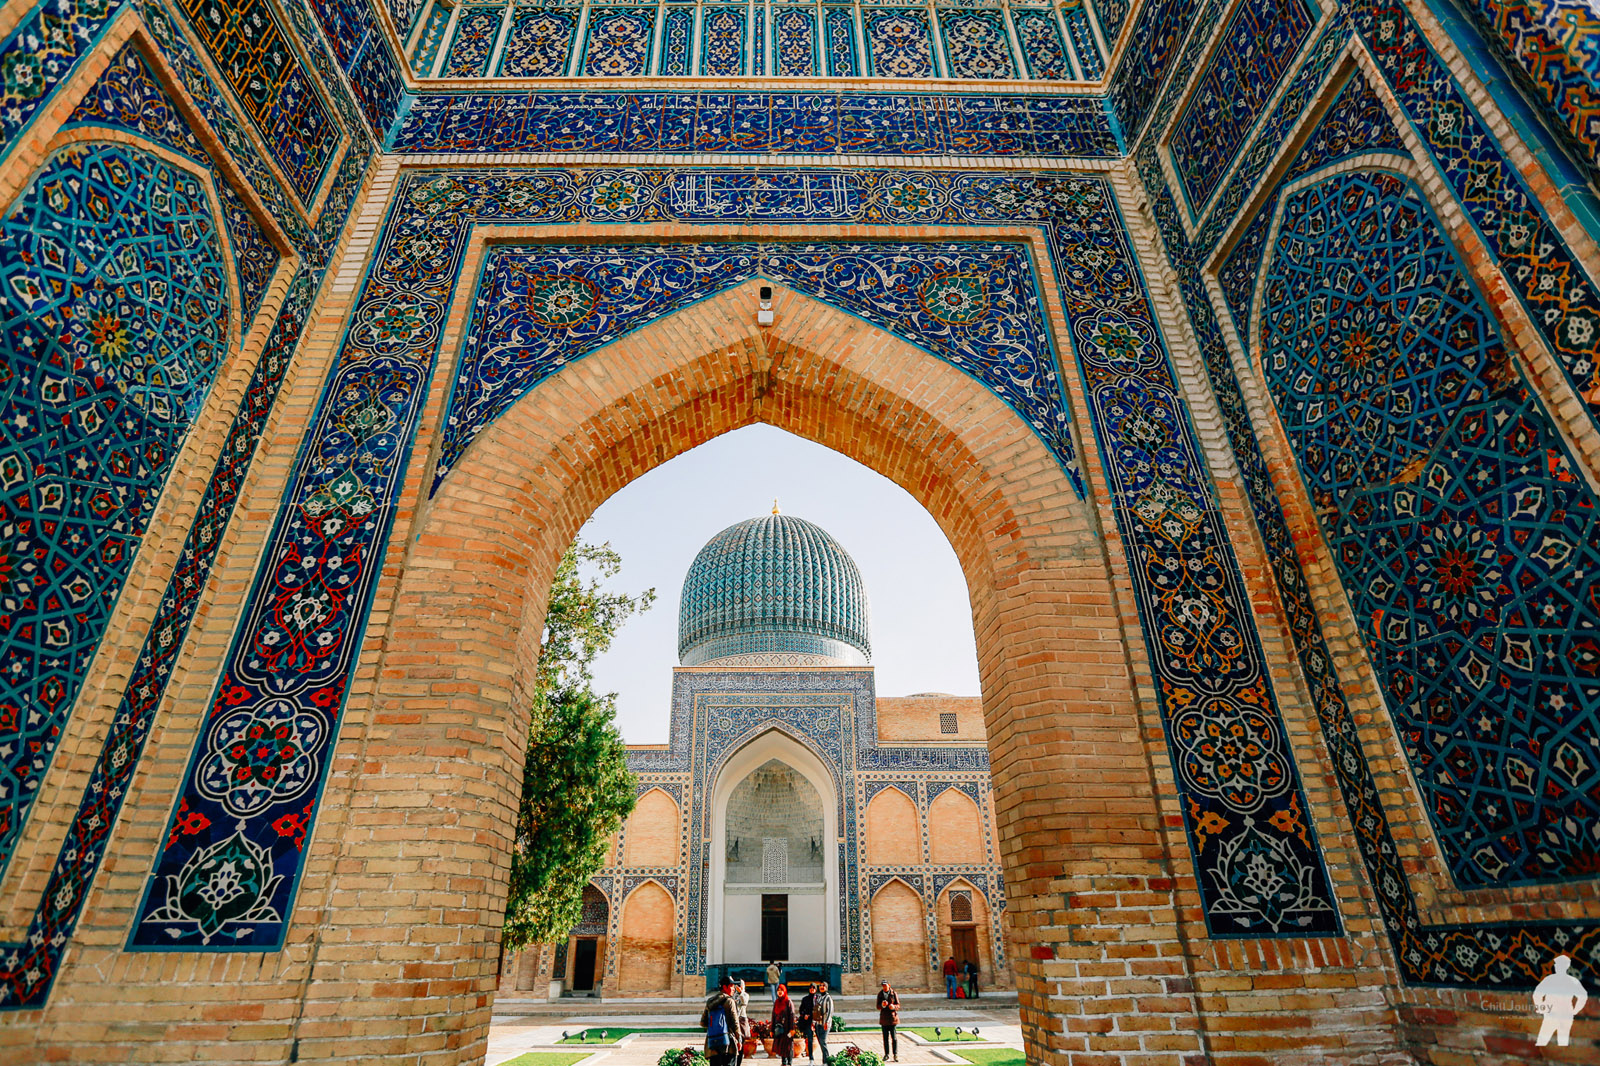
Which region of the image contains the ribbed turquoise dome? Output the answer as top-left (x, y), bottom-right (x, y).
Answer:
top-left (678, 514), bottom-right (871, 666)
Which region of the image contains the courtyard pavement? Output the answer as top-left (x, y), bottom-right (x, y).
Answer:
top-left (486, 994), bottom-right (1023, 1066)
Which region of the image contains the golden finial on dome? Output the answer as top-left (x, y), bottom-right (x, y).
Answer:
top-left (772, 498), bottom-right (780, 515)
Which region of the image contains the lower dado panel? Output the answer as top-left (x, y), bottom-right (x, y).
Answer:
top-left (6, 161), bottom-right (1591, 1064)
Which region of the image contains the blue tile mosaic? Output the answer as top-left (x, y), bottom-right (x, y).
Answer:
top-left (1060, 0), bottom-right (1103, 78)
top-left (865, 9), bottom-right (936, 77)
top-left (1134, 14), bottom-right (1600, 986)
top-left (1261, 168), bottom-right (1600, 889)
top-left (1012, 8), bottom-right (1072, 80)
top-left (0, 142), bottom-right (230, 881)
top-left (774, 6), bottom-right (819, 75)
top-left (701, 4), bottom-right (749, 75)
top-left (583, 6), bottom-right (655, 74)
top-left (391, 91), bottom-right (1120, 156)
top-left (498, 6), bottom-right (580, 74)
top-left (411, 2), bottom-right (454, 74)
top-left (0, 0), bottom-right (373, 1009)
top-left (660, 4), bottom-right (695, 71)
top-left (938, 9), bottom-right (1017, 79)
top-left (1167, 0), bottom-right (1315, 214)
top-left (444, 4), bottom-right (505, 74)
top-left (178, 0), bottom-right (341, 205)
top-left (435, 237), bottom-right (1082, 493)
top-left (825, 6), bottom-right (860, 73)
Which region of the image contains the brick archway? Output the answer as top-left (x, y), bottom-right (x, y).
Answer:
top-left (300, 280), bottom-right (1193, 1063)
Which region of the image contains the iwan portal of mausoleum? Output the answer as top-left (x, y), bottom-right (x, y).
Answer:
top-left (0, 0), bottom-right (1599, 1060)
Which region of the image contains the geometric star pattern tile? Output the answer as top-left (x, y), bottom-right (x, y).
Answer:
top-left (0, 142), bottom-right (229, 883)
top-left (1262, 169), bottom-right (1600, 888)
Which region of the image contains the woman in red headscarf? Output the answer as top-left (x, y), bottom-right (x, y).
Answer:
top-left (771, 982), bottom-right (798, 1066)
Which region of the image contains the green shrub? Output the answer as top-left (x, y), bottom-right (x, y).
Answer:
top-left (824, 1045), bottom-right (883, 1066)
top-left (829, 1016), bottom-right (846, 1033)
top-left (659, 1047), bottom-right (709, 1066)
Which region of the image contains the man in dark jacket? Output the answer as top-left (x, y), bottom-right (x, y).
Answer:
top-left (702, 976), bottom-right (741, 1066)
top-left (962, 958), bottom-right (980, 999)
top-left (876, 979), bottom-right (900, 1062)
top-left (798, 984), bottom-right (817, 1061)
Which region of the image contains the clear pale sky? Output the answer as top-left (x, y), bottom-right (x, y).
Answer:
top-left (577, 424), bottom-right (981, 744)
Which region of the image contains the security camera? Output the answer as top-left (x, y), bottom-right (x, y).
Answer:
top-left (758, 285), bottom-right (774, 326)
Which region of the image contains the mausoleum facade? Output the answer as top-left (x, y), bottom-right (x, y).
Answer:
top-left (502, 513), bottom-right (1014, 998)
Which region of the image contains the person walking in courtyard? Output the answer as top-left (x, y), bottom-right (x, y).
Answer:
top-left (767, 960), bottom-right (783, 1002)
top-left (734, 979), bottom-right (752, 1066)
top-left (772, 981), bottom-right (798, 1066)
top-left (876, 979), bottom-right (900, 1062)
top-left (811, 980), bottom-right (834, 1064)
top-left (799, 983), bottom-right (817, 1061)
top-left (1534, 954), bottom-right (1588, 1046)
top-left (702, 975), bottom-right (742, 1066)
top-left (963, 958), bottom-right (979, 1000)
top-left (942, 955), bottom-right (958, 998)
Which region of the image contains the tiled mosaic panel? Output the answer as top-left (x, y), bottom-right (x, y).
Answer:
top-left (393, 92), bottom-right (1120, 155)
top-left (1167, 0), bottom-right (1314, 213)
top-left (1132, 7), bottom-right (1600, 984)
top-left (0, 142), bottom-right (229, 879)
top-left (65, 43), bottom-right (280, 328)
top-left (1355, 0), bottom-right (1600, 493)
top-left (436, 236), bottom-right (1081, 489)
top-left (1261, 169), bottom-right (1600, 889)
top-left (1013, 8), bottom-right (1072, 80)
top-left (403, 0), bottom-right (1091, 79)
top-left (1108, 0), bottom-right (1188, 138)
top-left (498, 5), bottom-right (580, 74)
top-left (1216, 70), bottom-right (1405, 339)
top-left (303, 0), bottom-right (407, 135)
top-left (1047, 179), bottom-right (1341, 936)
top-left (1060, 0), bottom-right (1102, 78)
top-left (826, 6), bottom-right (860, 73)
top-left (412, 1), bottom-right (454, 74)
top-left (584, 6), bottom-right (655, 74)
top-left (937, 10), bottom-right (1017, 79)
top-left (444, 4), bottom-right (506, 74)
top-left (1090, 0), bottom-right (1127, 42)
top-left (0, 269), bottom-right (317, 1007)
top-left (1464, 0), bottom-right (1600, 183)
top-left (775, 6), bottom-right (819, 74)
top-left (865, 9), bottom-right (936, 76)
top-left (175, 0), bottom-right (339, 204)
top-left (0, 0), bottom-right (373, 1010)
top-left (702, 4), bottom-right (750, 75)
top-left (134, 167), bottom-right (1347, 954)
top-left (752, 4), bottom-right (766, 71)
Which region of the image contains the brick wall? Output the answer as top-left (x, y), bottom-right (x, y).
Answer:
top-left (875, 695), bottom-right (986, 742)
top-left (869, 880), bottom-right (928, 991)
top-left (623, 789), bottom-right (681, 868)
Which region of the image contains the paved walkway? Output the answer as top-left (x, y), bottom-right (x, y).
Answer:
top-left (486, 998), bottom-right (1023, 1066)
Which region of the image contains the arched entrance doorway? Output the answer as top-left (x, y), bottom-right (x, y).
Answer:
top-left (708, 735), bottom-right (840, 976)
top-left (310, 274), bottom-right (1187, 1061)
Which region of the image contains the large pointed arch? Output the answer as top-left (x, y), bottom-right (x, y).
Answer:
top-left (706, 726), bottom-right (842, 967)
